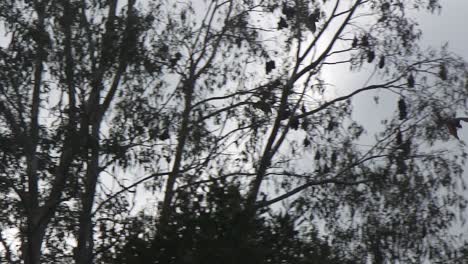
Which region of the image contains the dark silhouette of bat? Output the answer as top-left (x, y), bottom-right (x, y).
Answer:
top-left (446, 117), bottom-right (468, 139)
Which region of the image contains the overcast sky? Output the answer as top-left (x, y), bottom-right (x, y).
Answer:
top-left (418, 1), bottom-right (468, 58)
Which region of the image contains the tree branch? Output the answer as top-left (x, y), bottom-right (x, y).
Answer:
top-left (257, 154), bottom-right (390, 209)
top-left (295, 77), bottom-right (403, 120)
top-left (92, 168), bottom-right (193, 216)
top-left (295, 0), bottom-right (362, 82)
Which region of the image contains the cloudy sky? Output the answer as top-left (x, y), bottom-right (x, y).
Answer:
top-left (419, 1), bottom-right (468, 57)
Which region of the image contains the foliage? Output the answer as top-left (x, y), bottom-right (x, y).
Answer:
top-left (104, 183), bottom-right (345, 264)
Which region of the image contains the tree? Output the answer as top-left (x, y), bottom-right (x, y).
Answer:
top-left (106, 181), bottom-right (346, 264)
top-left (0, 0), bottom-right (151, 263)
top-left (0, 0), bottom-right (468, 263)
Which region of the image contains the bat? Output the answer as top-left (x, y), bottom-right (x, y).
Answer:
top-left (445, 117), bottom-right (468, 139)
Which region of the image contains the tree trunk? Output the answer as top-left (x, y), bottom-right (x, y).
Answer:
top-left (23, 220), bottom-right (46, 264)
top-left (76, 116), bottom-right (101, 264)
top-left (159, 80), bottom-right (195, 233)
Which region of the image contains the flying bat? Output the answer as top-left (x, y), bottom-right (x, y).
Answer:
top-left (445, 117), bottom-right (468, 139)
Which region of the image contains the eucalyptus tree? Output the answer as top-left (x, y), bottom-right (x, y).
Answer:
top-left (0, 0), bottom-right (276, 263)
top-left (0, 0), bottom-right (159, 263)
top-left (107, 181), bottom-right (346, 264)
top-left (0, 0), bottom-right (468, 264)
top-left (113, 0), bottom-right (468, 262)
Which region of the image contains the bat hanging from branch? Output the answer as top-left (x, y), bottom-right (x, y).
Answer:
top-left (445, 117), bottom-right (468, 139)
